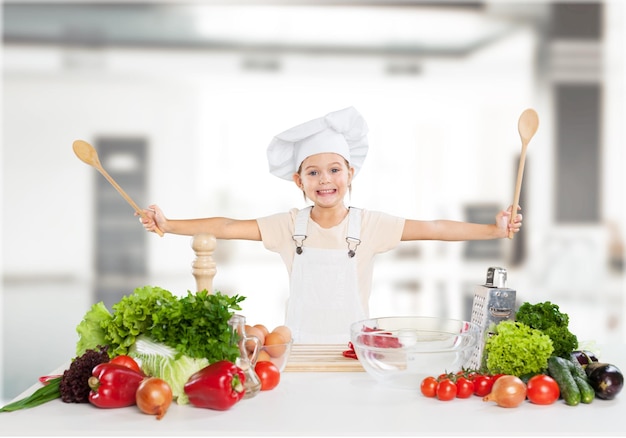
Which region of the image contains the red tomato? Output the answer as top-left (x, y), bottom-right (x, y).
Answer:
top-left (110, 355), bottom-right (142, 374)
top-left (436, 379), bottom-right (457, 401)
top-left (255, 361), bottom-right (281, 391)
top-left (526, 374), bottom-right (560, 405)
top-left (420, 376), bottom-right (438, 398)
top-left (473, 375), bottom-right (494, 397)
top-left (455, 376), bottom-right (474, 399)
top-left (465, 371), bottom-right (479, 381)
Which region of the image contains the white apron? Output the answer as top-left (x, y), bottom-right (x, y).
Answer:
top-left (285, 206), bottom-right (367, 344)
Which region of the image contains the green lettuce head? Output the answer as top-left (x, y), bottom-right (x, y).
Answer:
top-left (75, 301), bottom-right (113, 357)
top-left (129, 335), bottom-right (209, 405)
top-left (484, 320), bottom-right (554, 377)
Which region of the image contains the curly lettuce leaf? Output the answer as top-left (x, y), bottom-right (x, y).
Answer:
top-left (104, 285), bottom-right (178, 356)
top-left (484, 320), bottom-right (554, 376)
top-left (75, 301), bottom-right (113, 356)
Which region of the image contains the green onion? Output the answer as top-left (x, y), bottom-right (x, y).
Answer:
top-left (0, 377), bottom-right (61, 412)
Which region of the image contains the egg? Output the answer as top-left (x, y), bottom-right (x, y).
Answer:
top-left (253, 324), bottom-right (270, 338)
top-left (271, 325), bottom-right (292, 343)
top-left (245, 326), bottom-right (266, 353)
top-left (264, 332), bottom-right (287, 358)
top-left (256, 349), bottom-right (271, 363)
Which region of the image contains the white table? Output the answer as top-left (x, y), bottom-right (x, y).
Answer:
top-left (1, 344), bottom-right (624, 437)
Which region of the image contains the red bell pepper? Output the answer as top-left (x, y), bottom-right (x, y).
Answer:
top-left (184, 360), bottom-right (246, 410)
top-left (358, 326), bottom-right (402, 348)
top-left (88, 363), bottom-right (145, 409)
top-left (342, 342), bottom-right (358, 359)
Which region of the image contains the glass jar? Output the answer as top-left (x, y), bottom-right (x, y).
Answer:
top-left (228, 314), bottom-right (262, 399)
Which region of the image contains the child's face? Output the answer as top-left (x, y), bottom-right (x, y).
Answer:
top-left (293, 153), bottom-right (354, 207)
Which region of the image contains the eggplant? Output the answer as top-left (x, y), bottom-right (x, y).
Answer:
top-left (585, 362), bottom-right (624, 400)
top-left (571, 350), bottom-right (599, 368)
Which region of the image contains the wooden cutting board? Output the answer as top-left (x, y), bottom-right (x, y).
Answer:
top-left (283, 344), bottom-right (364, 372)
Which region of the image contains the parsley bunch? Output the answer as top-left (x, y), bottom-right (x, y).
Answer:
top-left (149, 289), bottom-right (245, 362)
top-left (515, 301), bottom-right (579, 358)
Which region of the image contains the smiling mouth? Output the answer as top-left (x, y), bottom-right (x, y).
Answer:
top-left (317, 189), bottom-right (336, 195)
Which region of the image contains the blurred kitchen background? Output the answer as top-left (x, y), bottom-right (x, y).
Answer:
top-left (1, 0), bottom-right (624, 403)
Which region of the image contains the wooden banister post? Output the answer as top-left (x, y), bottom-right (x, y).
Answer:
top-left (191, 233), bottom-right (217, 293)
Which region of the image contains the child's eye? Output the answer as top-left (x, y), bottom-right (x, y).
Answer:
top-left (308, 170), bottom-right (318, 176)
top-left (331, 168), bottom-right (341, 173)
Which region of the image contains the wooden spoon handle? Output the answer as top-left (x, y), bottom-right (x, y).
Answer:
top-left (96, 167), bottom-right (164, 237)
top-left (508, 143), bottom-right (527, 239)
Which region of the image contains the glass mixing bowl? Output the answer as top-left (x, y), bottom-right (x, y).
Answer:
top-left (350, 316), bottom-right (480, 390)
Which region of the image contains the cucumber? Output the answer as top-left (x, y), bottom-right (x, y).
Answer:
top-left (567, 358), bottom-right (595, 403)
top-left (574, 376), bottom-right (595, 404)
top-left (548, 356), bottom-right (581, 406)
top-left (567, 358), bottom-right (588, 380)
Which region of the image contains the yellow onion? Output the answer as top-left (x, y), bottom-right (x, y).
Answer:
top-left (483, 375), bottom-right (527, 408)
top-left (136, 377), bottom-right (173, 420)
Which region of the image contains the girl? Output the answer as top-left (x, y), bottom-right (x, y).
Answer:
top-left (139, 106), bottom-right (522, 343)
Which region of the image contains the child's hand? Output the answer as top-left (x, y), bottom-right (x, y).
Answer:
top-left (137, 204), bottom-right (167, 234)
top-left (496, 205), bottom-right (522, 237)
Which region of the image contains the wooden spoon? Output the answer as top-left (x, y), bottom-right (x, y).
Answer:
top-left (508, 108), bottom-right (539, 239)
top-left (72, 139), bottom-right (164, 237)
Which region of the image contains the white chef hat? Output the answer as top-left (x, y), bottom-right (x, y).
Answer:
top-left (267, 106), bottom-right (369, 180)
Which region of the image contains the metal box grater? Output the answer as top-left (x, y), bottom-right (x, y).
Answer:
top-left (467, 267), bottom-right (516, 370)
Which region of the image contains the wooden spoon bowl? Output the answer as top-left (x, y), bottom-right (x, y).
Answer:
top-left (509, 109), bottom-right (539, 239)
top-left (73, 139), bottom-right (163, 237)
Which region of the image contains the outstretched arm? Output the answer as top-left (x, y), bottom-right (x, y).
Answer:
top-left (137, 204), bottom-right (262, 241)
top-left (401, 205), bottom-right (522, 241)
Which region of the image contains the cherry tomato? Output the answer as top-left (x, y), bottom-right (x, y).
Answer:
top-left (473, 375), bottom-right (494, 397)
top-left (455, 376), bottom-right (474, 399)
top-left (465, 371), bottom-right (479, 381)
top-left (420, 376), bottom-right (438, 398)
top-left (255, 361), bottom-right (281, 391)
top-left (110, 355), bottom-right (142, 374)
top-left (436, 379), bottom-right (457, 401)
top-left (526, 374), bottom-right (560, 405)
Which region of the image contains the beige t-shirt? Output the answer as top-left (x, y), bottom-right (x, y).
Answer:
top-left (256, 208), bottom-right (405, 313)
